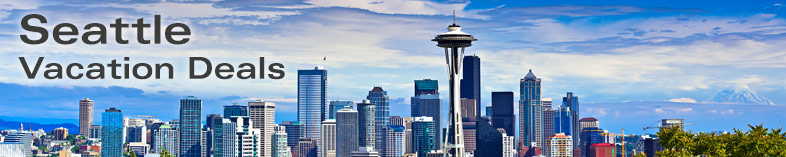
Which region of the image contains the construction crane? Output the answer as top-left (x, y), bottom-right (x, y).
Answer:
top-left (137, 114), bottom-right (155, 126)
top-left (643, 119), bottom-right (695, 131)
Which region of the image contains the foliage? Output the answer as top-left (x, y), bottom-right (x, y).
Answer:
top-left (632, 152), bottom-right (647, 157)
top-left (160, 147), bottom-right (174, 157)
top-left (70, 145), bottom-right (80, 154)
top-left (656, 124), bottom-right (786, 156)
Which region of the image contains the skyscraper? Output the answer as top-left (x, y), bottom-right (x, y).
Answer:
top-left (222, 119), bottom-right (238, 157)
top-left (581, 127), bottom-right (604, 157)
top-left (102, 107), bottom-right (123, 157)
top-left (485, 105), bottom-right (492, 118)
top-left (299, 138), bottom-right (318, 157)
top-left (461, 118), bottom-right (477, 153)
top-left (520, 69), bottom-right (543, 147)
top-left (563, 92), bottom-right (580, 149)
top-left (460, 98), bottom-right (477, 118)
top-left (299, 66), bottom-right (328, 140)
top-left (282, 121), bottom-right (304, 150)
top-left (89, 125), bottom-right (101, 139)
top-left (249, 100), bottom-right (276, 157)
top-left (357, 100), bottom-right (376, 149)
top-left (382, 125), bottom-right (406, 157)
top-left (390, 116), bottom-right (404, 126)
top-left (492, 91), bottom-right (515, 137)
top-left (367, 87), bottom-right (390, 152)
top-left (79, 98), bottom-right (93, 137)
top-left (461, 55), bottom-right (481, 116)
top-left (474, 117), bottom-right (502, 157)
top-left (229, 116), bottom-right (262, 157)
top-left (2, 130), bottom-right (33, 157)
top-left (321, 119), bottom-right (337, 157)
top-left (329, 100), bottom-right (353, 119)
top-left (153, 124), bottom-right (177, 155)
top-left (207, 114), bottom-right (222, 157)
top-left (543, 98), bottom-right (556, 154)
top-left (179, 96), bottom-right (202, 157)
top-left (272, 125), bottom-right (290, 157)
top-left (224, 103), bottom-right (248, 118)
top-left (412, 94), bottom-right (441, 148)
top-left (555, 107), bottom-right (572, 136)
top-left (502, 129), bottom-right (516, 157)
top-left (412, 117), bottom-right (435, 157)
top-left (337, 108), bottom-right (359, 157)
top-left (412, 79), bottom-right (438, 118)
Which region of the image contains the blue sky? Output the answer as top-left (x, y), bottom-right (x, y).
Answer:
top-left (1, 0), bottom-right (785, 135)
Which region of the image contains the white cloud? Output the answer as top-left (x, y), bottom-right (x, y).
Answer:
top-left (302, 0), bottom-right (489, 19)
top-left (669, 97), bottom-right (697, 103)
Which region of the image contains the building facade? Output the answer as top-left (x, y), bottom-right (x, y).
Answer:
top-left (382, 125), bottom-right (406, 157)
top-left (153, 124), bottom-right (177, 155)
top-left (460, 55), bottom-right (481, 115)
top-left (79, 98), bottom-right (94, 137)
top-left (367, 87), bottom-right (390, 152)
top-left (550, 133), bottom-right (573, 157)
top-left (412, 117), bottom-right (435, 157)
top-left (272, 125), bottom-right (290, 157)
top-left (520, 70), bottom-right (543, 147)
top-left (564, 92), bottom-right (580, 148)
top-left (250, 100), bottom-right (276, 157)
top-left (298, 67), bottom-right (328, 141)
top-left (328, 100), bottom-right (353, 119)
top-left (336, 108), bottom-right (359, 157)
top-left (321, 119), bottom-right (337, 157)
top-left (492, 91), bottom-right (515, 137)
top-left (179, 96), bottom-right (202, 157)
top-left (102, 108), bottom-right (123, 157)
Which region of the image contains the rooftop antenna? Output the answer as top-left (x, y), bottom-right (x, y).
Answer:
top-left (453, 10), bottom-right (456, 25)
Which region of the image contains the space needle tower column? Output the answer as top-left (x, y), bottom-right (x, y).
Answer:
top-left (432, 13), bottom-right (476, 157)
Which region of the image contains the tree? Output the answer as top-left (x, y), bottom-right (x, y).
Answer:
top-left (160, 148), bottom-right (174, 157)
top-left (656, 124), bottom-right (786, 156)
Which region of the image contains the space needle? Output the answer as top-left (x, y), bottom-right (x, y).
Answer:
top-left (432, 11), bottom-right (476, 157)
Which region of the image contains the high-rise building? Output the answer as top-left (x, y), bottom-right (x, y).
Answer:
top-left (414, 79), bottom-right (439, 96)
top-left (201, 130), bottom-right (208, 157)
top-left (357, 100), bottom-right (376, 149)
top-left (88, 125), bottom-right (101, 139)
top-left (400, 117), bottom-right (414, 154)
top-left (321, 119), bottom-right (337, 157)
top-left (282, 121), bottom-right (304, 150)
top-left (229, 116), bottom-right (262, 157)
top-left (581, 127), bottom-right (605, 157)
top-left (367, 87), bottom-right (390, 152)
top-left (153, 124), bottom-right (177, 155)
top-left (390, 116), bottom-right (403, 126)
top-left (461, 55), bottom-right (481, 116)
top-left (412, 79), bottom-right (438, 118)
top-left (207, 114), bottom-right (223, 157)
top-left (382, 125), bottom-right (406, 157)
top-left (222, 119), bottom-right (238, 157)
top-left (461, 118), bottom-right (477, 153)
top-left (2, 130), bottom-right (33, 157)
top-left (299, 66), bottom-right (328, 140)
top-left (337, 108), bottom-right (359, 157)
top-left (129, 142), bottom-right (150, 156)
top-left (460, 98), bottom-right (477, 119)
top-left (555, 107), bottom-right (572, 136)
top-left (543, 98), bottom-right (555, 154)
top-left (579, 117), bottom-right (599, 154)
top-left (412, 117), bottom-right (435, 157)
top-left (501, 129), bottom-right (516, 157)
top-left (179, 96), bottom-right (202, 157)
top-left (299, 138), bottom-right (318, 157)
top-left (224, 103), bottom-right (249, 118)
top-left (563, 92), bottom-right (580, 148)
top-left (411, 94), bottom-right (441, 148)
top-left (491, 91), bottom-right (515, 137)
top-left (79, 98), bottom-right (94, 137)
top-left (549, 133), bottom-right (573, 157)
top-left (53, 127), bottom-right (68, 140)
top-left (329, 100), bottom-right (353, 119)
top-left (102, 107), bottom-right (123, 157)
top-left (272, 125), bottom-right (290, 157)
top-left (249, 100), bottom-right (276, 157)
top-left (474, 117), bottom-right (502, 157)
top-left (520, 69), bottom-right (543, 147)
top-left (126, 125), bottom-right (147, 143)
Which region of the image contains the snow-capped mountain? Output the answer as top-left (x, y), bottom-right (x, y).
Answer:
top-left (704, 85), bottom-right (775, 105)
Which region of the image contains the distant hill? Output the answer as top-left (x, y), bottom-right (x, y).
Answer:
top-left (704, 85), bottom-right (775, 105)
top-left (0, 119), bottom-right (79, 133)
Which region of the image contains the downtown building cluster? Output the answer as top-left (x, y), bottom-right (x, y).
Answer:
top-left (0, 24), bottom-right (672, 157)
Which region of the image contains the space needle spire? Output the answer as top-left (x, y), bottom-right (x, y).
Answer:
top-left (432, 11), bottom-right (476, 157)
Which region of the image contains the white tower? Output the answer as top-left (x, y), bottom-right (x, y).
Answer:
top-left (431, 11), bottom-right (477, 157)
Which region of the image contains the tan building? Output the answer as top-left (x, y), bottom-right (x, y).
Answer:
top-left (549, 133), bottom-right (573, 157)
top-left (249, 100), bottom-right (276, 157)
top-left (53, 127), bottom-right (68, 140)
top-left (79, 98), bottom-right (93, 137)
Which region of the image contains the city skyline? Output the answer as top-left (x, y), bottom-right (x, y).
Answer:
top-left (1, 0), bottom-right (786, 137)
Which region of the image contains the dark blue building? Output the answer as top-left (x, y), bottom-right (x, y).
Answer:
top-left (563, 92), bottom-right (580, 148)
top-left (223, 104), bottom-right (248, 118)
top-left (461, 55), bottom-right (481, 114)
top-left (491, 91), bottom-right (515, 137)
